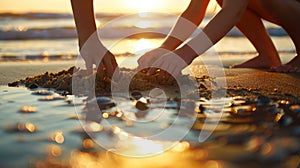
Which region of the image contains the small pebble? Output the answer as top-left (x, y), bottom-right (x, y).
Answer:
top-left (19, 106), bottom-right (37, 113)
top-left (277, 100), bottom-right (290, 105)
top-left (56, 90), bottom-right (70, 96)
top-left (38, 95), bottom-right (65, 101)
top-left (289, 105), bottom-right (300, 113)
top-left (8, 81), bottom-right (18, 87)
top-left (135, 101), bottom-right (149, 111)
top-left (6, 122), bottom-right (37, 133)
top-left (28, 83), bottom-right (39, 89)
top-left (19, 122), bottom-right (36, 133)
top-left (82, 138), bottom-right (94, 149)
top-left (88, 97), bottom-right (116, 110)
top-left (49, 131), bottom-right (65, 144)
top-left (32, 90), bottom-right (53, 96)
top-left (256, 95), bottom-right (272, 105)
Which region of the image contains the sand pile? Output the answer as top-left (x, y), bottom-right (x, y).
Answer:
top-left (8, 66), bottom-right (192, 96)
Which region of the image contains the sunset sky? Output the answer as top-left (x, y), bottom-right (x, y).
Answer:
top-left (0, 0), bottom-right (217, 13)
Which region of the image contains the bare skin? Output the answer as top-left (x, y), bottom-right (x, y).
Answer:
top-left (139, 0), bottom-right (251, 76)
top-left (215, 0), bottom-right (282, 68)
top-left (138, 0), bottom-right (209, 69)
top-left (139, 0), bottom-right (300, 74)
top-left (71, 0), bottom-right (118, 77)
top-left (138, 0), bottom-right (249, 72)
top-left (235, 0), bottom-right (300, 71)
top-left (260, 0), bottom-right (300, 72)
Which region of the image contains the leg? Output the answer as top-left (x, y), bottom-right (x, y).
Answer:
top-left (216, 0), bottom-right (281, 68)
top-left (252, 0), bottom-right (300, 72)
top-left (233, 8), bottom-right (281, 68)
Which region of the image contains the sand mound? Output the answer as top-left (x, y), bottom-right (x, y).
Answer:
top-left (8, 67), bottom-right (195, 96)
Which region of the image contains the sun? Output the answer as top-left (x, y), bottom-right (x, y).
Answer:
top-left (124, 0), bottom-right (162, 13)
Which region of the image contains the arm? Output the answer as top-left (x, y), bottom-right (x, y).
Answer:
top-left (138, 0), bottom-right (209, 69)
top-left (71, 0), bottom-right (118, 76)
top-left (160, 0), bottom-right (210, 50)
top-left (148, 0), bottom-right (249, 76)
top-left (177, 0), bottom-right (249, 62)
top-left (71, 0), bottom-right (96, 49)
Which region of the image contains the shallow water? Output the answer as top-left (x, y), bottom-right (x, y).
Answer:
top-left (0, 87), bottom-right (83, 167)
top-left (0, 85), bottom-right (299, 167)
top-left (0, 11), bottom-right (299, 167)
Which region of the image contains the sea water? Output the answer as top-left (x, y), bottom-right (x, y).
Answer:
top-left (0, 12), bottom-right (295, 63)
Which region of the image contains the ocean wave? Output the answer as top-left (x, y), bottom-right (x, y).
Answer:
top-left (0, 26), bottom-right (288, 40)
top-left (0, 27), bottom-right (77, 40)
top-left (0, 54), bottom-right (77, 61)
top-left (0, 52), bottom-right (136, 61)
top-left (0, 12), bottom-right (121, 19)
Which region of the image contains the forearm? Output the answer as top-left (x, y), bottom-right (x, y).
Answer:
top-left (160, 0), bottom-right (210, 50)
top-left (182, 0), bottom-right (249, 57)
top-left (71, 0), bottom-right (97, 49)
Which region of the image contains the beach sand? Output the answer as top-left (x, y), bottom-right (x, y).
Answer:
top-left (0, 58), bottom-right (300, 168)
top-left (2, 58), bottom-right (299, 98)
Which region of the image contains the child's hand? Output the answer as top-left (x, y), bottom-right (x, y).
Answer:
top-left (147, 51), bottom-right (189, 77)
top-left (146, 47), bottom-right (197, 76)
top-left (80, 34), bottom-right (118, 77)
top-left (97, 50), bottom-right (119, 79)
top-left (137, 47), bottom-right (170, 70)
